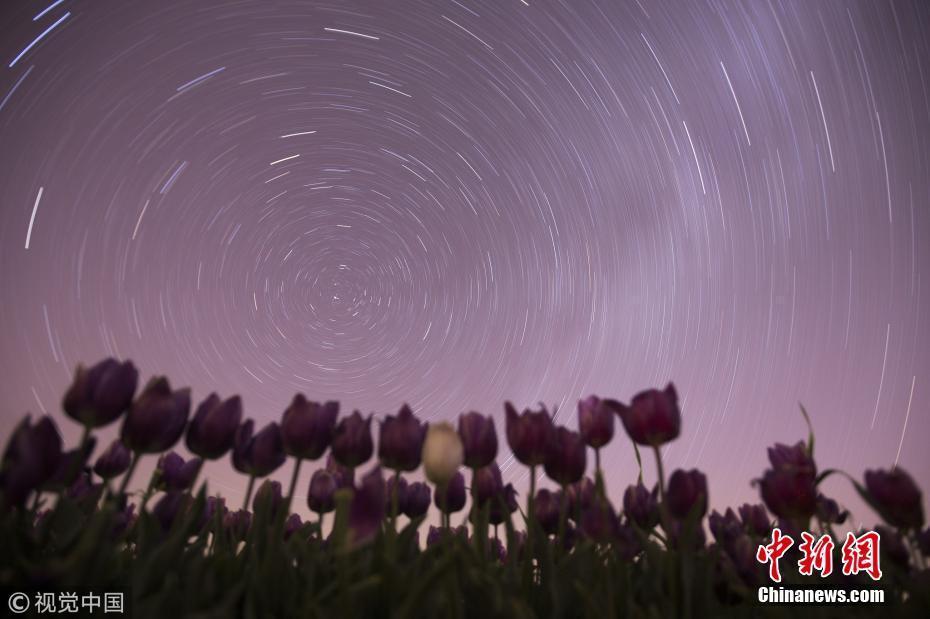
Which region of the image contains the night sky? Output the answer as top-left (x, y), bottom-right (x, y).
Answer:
top-left (1, 0), bottom-right (928, 521)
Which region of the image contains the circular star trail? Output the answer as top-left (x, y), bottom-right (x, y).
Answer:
top-left (0, 0), bottom-right (928, 514)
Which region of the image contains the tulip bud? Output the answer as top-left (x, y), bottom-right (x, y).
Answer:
top-left (758, 468), bottom-right (816, 521)
top-left (199, 496), bottom-right (227, 531)
top-left (284, 513), bottom-right (303, 540)
top-left (121, 377), bottom-right (190, 454)
top-left (403, 482), bottom-right (431, 519)
top-left (458, 412), bottom-right (497, 469)
top-left (623, 481), bottom-right (659, 529)
top-left (63, 358), bottom-right (138, 428)
top-left (224, 509), bottom-right (252, 541)
top-left (737, 503), bottom-right (770, 537)
top-left (533, 489), bottom-right (560, 535)
top-left (864, 468), bottom-right (924, 530)
top-left (815, 494), bottom-right (848, 524)
top-left (93, 439), bottom-right (131, 480)
top-left (544, 426), bottom-right (586, 486)
top-left (767, 442), bottom-right (816, 476)
top-left (348, 467), bottom-right (385, 547)
top-left (153, 491), bottom-right (189, 532)
top-left (253, 479), bottom-right (283, 517)
top-left (186, 393), bottom-right (242, 459)
top-left (504, 402), bottom-right (553, 466)
top-left (614, 522), bottom-right (641, 561)
top-left (155, 451), bottom-right (201, 491)
top-left (232, 421), bottom-right (286, 477)
top-left (490, 536), bottom-right (506, 562)
top-left (473, 463), bottom-right (504, 506)
top-left (422, 423), bottom-right (463, 486)
top-left (307, 469), bottom-right (337, 514)
top-left (281, 395), bottom-right (338, 460)
top-left (1, 415), bottom-right (62, 505)
top-left (607, 383), bottom-right (680, 447)
top-left (709, 508), bottom-right (742, 548)
top-left (581, 496), bottom-right (621, 542)
top-left (666, 469), bottom-right (708, 520)
top-left (433, 470), bottom-right (466, 514)
top-left (489, 483), bottom-right (518, 525)
top-left (379, 404), bottom-right (427, 471)
top-left (567, 477), bottom-right (596, 517)
top-left (578, 396), bottom-right (614, 449)
top-left (331, 411), bottom-right (374, 468)
top-left (325, 453), bottom-right (354, 488)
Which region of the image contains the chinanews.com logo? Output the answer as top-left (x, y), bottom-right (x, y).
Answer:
top-left (754, 527), bottom-right (885, 605)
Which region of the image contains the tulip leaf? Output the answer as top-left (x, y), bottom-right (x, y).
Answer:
top-left (798, 402), bottom-right (815, 458)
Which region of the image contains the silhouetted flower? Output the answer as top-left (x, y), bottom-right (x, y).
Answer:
top-left (121, 377), bottom-right (190, 454)
top-left (864, 468), bottom-right (924, 530)
top-left (473, 463), bottom-right (504, 505)
top-left (458, 412), bottom-right (497, 469)
top-left (759, 468), bottom-right (816, 521)
top-left (155, 451), bottom-right (201, 491)
top-left (422, 422), bottom-right (463, 485)
top-left (93, 439), bottom-right (131, 480)
top-left (63, 358), bottom-right (138, 428)
top-left (232, 421), bottom-right (286, 477)
top-left (505, 402), bottom-right (554, 466)
top-left (581, 496), bottom-right (621, 542)
top-left (434, 470), bottom-right (466, 514)
top-left (1, 415), bottom-right (62, 505)
top-left (281, 395), bottom-right (338, 460)
top-left (426, 524), bottom-right (468, 547)
top-left (331, 412), bottom-right (373, 468)
top-left (307, 469), bottom-right (337, 514)
top-left (112, 503), bottom-right (136, 539)
top-left (608, 383), bottom-right (680, 447)
top-left (490, 536), bottom-right (506, 562)
top-left (667, 469), bottom-right (708, 520)
top-left (403, 482), bottom-right (431, 519)
top-left (614, 522), bottom-right (642, 561)
top-left (767, 442), bottom-right (816, 476)
top-left (623, 481), bottom-right (659, 529)
top-left (578, 396), bottom-right (614, 449)
top-left (224, 509), bottom-right (252, 541)
top-left (186, 393), bottom-right (242, 459)
top-left (544, 426), bottom-right (586, 486)
top-left (199, 496), bottom-right (227, 530)
top-left (348, 467), bottom-right (385, 547)
top-left (379, 404), bottom-right (427, 471)
top-left (489, 483), bottom-right (518, 525)
top-left (709, 508), bottom-right (742, 548)
top-left (153, 491), bottom-right (189, 532)
top-left (567, 477), bottom-right (596, 518)
top-left (737, 503), bottom-right (770, 537)
top-left (284, 513), bottom-right (303, 540)
top-left (534, 488), bottom-right (560, 535)
top-left (815, 494), bottom-right (848, 524)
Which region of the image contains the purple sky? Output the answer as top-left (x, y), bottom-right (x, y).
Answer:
top-left (0, 0), bottom-right (927, 524)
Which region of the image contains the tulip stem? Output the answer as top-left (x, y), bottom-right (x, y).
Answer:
top-left (390, 470), bottom-right (400, 533)
top-left (557, 484), bottom-right (569, 554)
top-left (117, 452), bottom-right (140, 498)
top-left (286, 458), bottom-right (303, 513)
top-left (652, 446), bottom-right (673, 543)
top-left (242, 475), bottom-right (256, 511)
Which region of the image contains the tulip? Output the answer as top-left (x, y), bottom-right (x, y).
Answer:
top-left (666, 469), bottom-right (708, 520)
top-left (458, 412), bottom-right (497, 469)
top-left (199, 496), bottom-right (227, 531)
top-left (434, 470), bottom-right (466, 514)
top-left (403, 482), bottom-right (431, 519)
top-left (427, 524), bottom-right (468, 547)
top-left (567, 477), bottom-right (596, 519)
top-left (534, 489), bottom-right (560, 535)
top-left (325, 453), bottom-right (354, 488)
top-left (578, 396), bottom-right (614, 449)
top-left (614, 522), bottom-right (641, 561)
top-left (815, 494), bottom-right (848, 524)
top-left (737, 503), bottom-right (770, 537)
top-left (284, 513), bottom-right (303, 540)
top-left (473, 463), bottom-right (504, 506)
top-left (93, 439), bottom-right (131, 480)
top-left (379, 404), bottom-right (427, 472)
top-left (347, 467), bottom-right (385, 547)
top-left (153, 491), bottom-right (189, 532)
top-left (504, 402), bottom-right (553, 466)
top-left (186, 393), bottom-right (242, 459)
top-left (63, 358), bottom-right (138, 428)
top-left (45, 438), bottom-right (97, 491)
top-left (281, 395), bottom-right (338, 460)
top-left (66, 470), bottom-right (104, 508)
top-left (253, 479), bottom-right (283, 517)
top-left (1, 415), bottom-right (62, 505)
top-left (607, 383), bottom-right (680, 447)
top-left (155, 451), bottom-right (202, 491)
top-left (864, 468), bottom-right (924, 530)
top-left (308, 469), bottom-right (338, 514)
top-left (489, 483), bottom-right (518, 526)
top-left (581, 496), bottom-right (621, 542)
top-left (121, 377), bottom-right (190, 454)
top-left (490, 537), bottom-right (506, 562)
top-left (709, 508), bottom-right (742, 548)
top-left (666, 518), bottom-right (707, 550)
top-left (623, 481), bottom-right (659, 529)
top-left (232, 421), bottom-right (286, 477)
top-left (544, 426), bottom-right (586, 486)
top-left (224, 509), bottom-right (252, 541)
top-left (767, 442), bottom-right (816, 476)
top-left (331, 411), bottom-right (373, 468)
top-left (112, 503), bottom-right (137, 539)
top-left (875, 525), bottom-right (910, 567)
top-left (758, 468), bottom-right (817, 521)
top-left (422, 423), bottom-right (464, 486)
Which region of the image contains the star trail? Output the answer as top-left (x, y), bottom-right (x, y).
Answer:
top-left (0, 0), bottom-right (927, 517)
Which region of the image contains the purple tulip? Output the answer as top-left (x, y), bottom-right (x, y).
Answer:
top-left (112, 503), bottom-right (136, 539)
top-left (433, 470), bottom-right (466, 514)
top-left (347, 467), bottom-right (385, 547)
top-left (378, 404), bottom-right (427, 471)
top-left (578, 396), bottom-right (614, 449)
top-left (63, 358), bottom-right (138, 428)
top-left (325, 453), bottom-right (354, 488)
top-left (864, 468), bottom-right (924, 530)
top-left (458, 412), bottom-right (497, 469)
top-left (767, 442), bottom-right (816, 476)
top-left (403, 482), bottom-right (431, 519)
top-left (93, 439), bottom-right (131, 480)
top-left (504, 402), bottom-right (554, 466)
top-left (608, 383), bottom-right (681, 447)
top-left (232, 421), bottom-right (286, 477)
top-left (44, 438), bottom-right (97, 491)
top-left (581, 496), bottom-right (621, 542)
top-left (307, 469), bottom-right (338, 514)
top-left (253, 479), bottom-right (283, 517)
top-left (490, 536), bottom-right (506, 562)
top-left (281, 395), bottom-right (338, 460)
top-left (331, 411), bottom-right (373, 468)
top-left (121, 377), bottom-right (190, 454)
top-left (709, 508), bottom-right (742, 548)
top-left (1, 415), bottom-right (62, 505)
top-left (544, 426), bottom-right (586, 486)
top-left (566, 477), bottom-right (596, 517)
top-left (186, 393), bottom-right (242, 459)
top-left (666, 518), bottom-right (707, 550)
top-left (66, 470), bottom-right (104, 507)
top-left (489, 483), bottom-right (519, 526)
top-left (285, 513), bottom-right (303, 540)
top-left (473, 463), bottom-right (504, 506)
top-left (666, 469), bottom-right (708, 520)
top-left (153, 491), bottom-right (190, 532)
top-left (155, 451), bottom-right (202, 491)
top-left (614, 522), bottom-right (641, 561)
top-left (534, 488), bottom-right (560, 535)
top-left (426, 524), bottom-right (468, 547)
top-left (224, 509), bottom-right (252, 541)
top-left (623, 481), bottom-right (659, 529)
top-left (199, 496), bottom-right (227, 530)
top-left (874, 525), bottom-right (910, 568)
top-left (758, 468), bottom-right (817, 521)
top-left (737, 503), bottom-right (770, 537)
top-left (815, 494), bottom-right (848, 524)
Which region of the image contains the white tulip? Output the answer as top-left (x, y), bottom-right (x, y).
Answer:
top-left (421, 422), bottom-right (463, 485)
